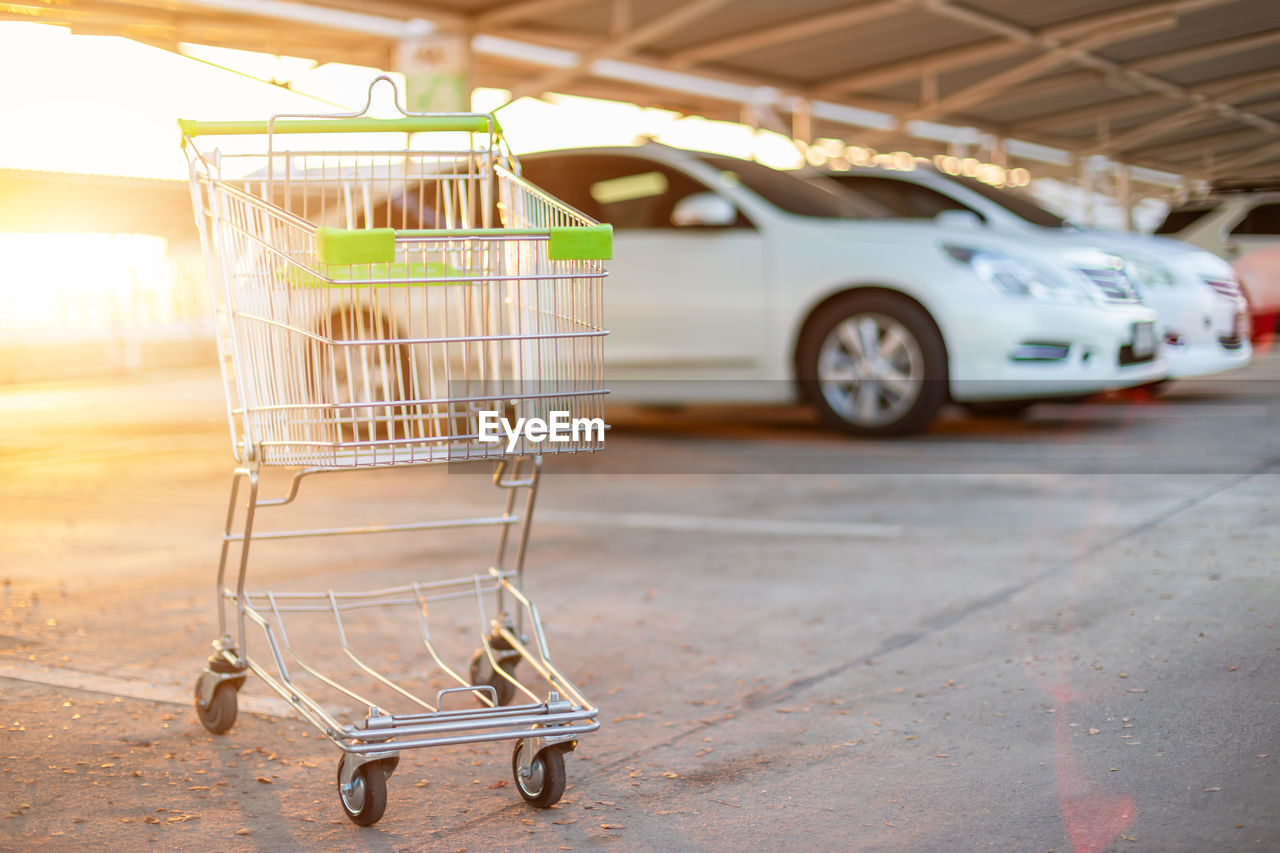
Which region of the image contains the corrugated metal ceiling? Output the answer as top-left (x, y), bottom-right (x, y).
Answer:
top-left (10, 0), bottom-right (1278, 184)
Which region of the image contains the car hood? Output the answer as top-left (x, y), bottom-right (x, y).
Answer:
top-left (792, 217), bottom-right (1122, 269)
top-left (1064, 230), bottom-right (1236, 280)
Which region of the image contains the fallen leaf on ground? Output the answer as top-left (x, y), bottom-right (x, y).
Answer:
top-left (616, 713), bottom-right (645, 724)
top-left (601, 824), bottom-right (625, 830)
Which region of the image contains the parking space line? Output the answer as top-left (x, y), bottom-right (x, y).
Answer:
top-left (535, 509), bottom-right (902, 539)
top-left (0, 659), bottom-right (291, 717)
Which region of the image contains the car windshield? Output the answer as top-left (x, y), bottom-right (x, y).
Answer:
top-left (947, 175), bottom-right (1070, 228)
top-left (1155, 204), bottom-right (1218, 234)
top-left (694, 154), bottom-right (885, 219)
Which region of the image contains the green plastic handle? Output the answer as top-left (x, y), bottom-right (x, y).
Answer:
top-left (178, 115), bottom-right (497, 137)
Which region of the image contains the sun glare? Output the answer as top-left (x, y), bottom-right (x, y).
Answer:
top-left (0, 20), bottom-right (804, 362)
top-left (0, 234), bottom-right (194, 334)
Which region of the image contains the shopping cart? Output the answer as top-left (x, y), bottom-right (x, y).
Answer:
top-left (180, 77), bottom-right (609, 826)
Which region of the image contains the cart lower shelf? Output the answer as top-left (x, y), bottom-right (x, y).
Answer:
top-left (193, 571), bottom-right (598, 825)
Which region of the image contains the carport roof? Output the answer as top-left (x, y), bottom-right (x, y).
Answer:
top-left (12, 0), bottom-right (1280, 186)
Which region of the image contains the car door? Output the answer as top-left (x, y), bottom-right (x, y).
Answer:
top-left (519, 152), bottom-right (767, 375)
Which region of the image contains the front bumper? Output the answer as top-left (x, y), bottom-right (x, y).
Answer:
top-left (947, 301), bottom-right (1166, 402)
top-left (1158, 298), bottom-right (1252, 379)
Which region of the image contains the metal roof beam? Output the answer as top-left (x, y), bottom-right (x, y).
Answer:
top-left (1130, 26), bottom-right (1280, 73)
top-left (1014, 69), bottom-right (1280, 134)
top-left (852, 16), bottom-right (1174, 143)
top-left (1145, 127), bottom-right (1273, 161)
top-left (904, 0), bottom-right (1280, 154)
top-left (1088, 72), bottom-right (1280, 155)
top-left (474, 0), bottom-right (590, 28)
top-left (128, 0), bottom-right (421, 36)
top-left (812, 0), bottom-right (1235, 97)
top-left (1203, 139), bottom-right (1280, 177)
top-left (505, 0), bottom-right (736, 100)
top-left (665, 1), bottom-right (910, 68)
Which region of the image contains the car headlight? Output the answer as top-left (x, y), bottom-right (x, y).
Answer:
top-left (943, 245), bottom-right (1088, 304)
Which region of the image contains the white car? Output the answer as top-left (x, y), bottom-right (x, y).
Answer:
top-left (502, 146), bottom-right (1163, 434)
top-left (823, 166), bottom-right (1252, 380)
top-left (1155, 185), bottom-right (1280, 342)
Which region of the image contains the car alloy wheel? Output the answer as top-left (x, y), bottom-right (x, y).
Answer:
top-left (817, 313), bottom-right (924, 429)
top-left (800, 293), bottom-right (947, 436)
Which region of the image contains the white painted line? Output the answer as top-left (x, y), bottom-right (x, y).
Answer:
top-left (0, 660), bottom-right (292, 717)
top-left (1036, 403), bottom-right (1272, 418)
top-left (535, 509), bottom-right (902, 539)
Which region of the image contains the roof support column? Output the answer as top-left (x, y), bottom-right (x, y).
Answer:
top-left (1115, 162), bottom-right (1133, 232)
top-left (791, 97), bottom-right (812, 146)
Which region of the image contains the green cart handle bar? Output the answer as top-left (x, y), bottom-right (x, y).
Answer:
top-left (317, 225), bottom-right (612, 264)
top-left (179, 115), bottom-right (499, 137)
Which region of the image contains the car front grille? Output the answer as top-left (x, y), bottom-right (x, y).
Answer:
top-left (1201, 277), bottom-right (1241, 299)
top-left (1219, 333), bottom-right (1245, 350)
top-left (1076, 267), bottom-right (1140, 302)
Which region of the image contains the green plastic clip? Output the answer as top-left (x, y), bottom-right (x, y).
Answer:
top-left (548, 225), bottom-right (613, 261)
top-left (316, 227), bottom-right (396, 266)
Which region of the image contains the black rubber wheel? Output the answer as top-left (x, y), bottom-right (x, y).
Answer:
top-left (798, 293), bottom-right (948, 436)
top-left (193, 678), bottom-right (238, 735)
top-left (962, 399), bottom-right (1037, 417)
top-left (337, 754), bottom-right (389, 827)
top-left (469, 646), bottom-right (517, 707)
top-left (512, 740), bottom-right (567, 808)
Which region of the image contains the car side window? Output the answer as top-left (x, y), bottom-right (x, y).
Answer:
top-left (520, 154), bottom-right (747, 229)
top-left (841, 176), bottom-right (978, 220)
top-left (1230, 202), bottom-right (1280, 236)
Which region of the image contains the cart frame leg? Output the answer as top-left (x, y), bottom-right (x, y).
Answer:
top-left (492, 455), bottom-right (542, 639)
top-left (214, 462), bottom-right (261, 666)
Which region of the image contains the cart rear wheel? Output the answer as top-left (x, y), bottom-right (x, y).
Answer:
top-left (193, 679), bottom-right (238, 735)
top-left (337, 755), bottom-right (389, 826)
top-left (512, 740), bottom-right (567, 808)
top-left (469, 648), bottom-right (517, 706)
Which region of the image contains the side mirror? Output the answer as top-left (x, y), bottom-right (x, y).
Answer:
top-left (671, 192), bottom-right (738, 227)
top-left (934, 209), bottom-right (984, 230)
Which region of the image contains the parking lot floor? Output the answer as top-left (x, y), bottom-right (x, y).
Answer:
top-left (2, 352), bottom-right (1278, 851)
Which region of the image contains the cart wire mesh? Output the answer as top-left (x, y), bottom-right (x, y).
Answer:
top-left (184, 114), bottom-right (608, 468)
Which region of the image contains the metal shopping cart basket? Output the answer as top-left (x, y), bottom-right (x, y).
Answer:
top-left (180, 77), bottom-right (609, 826)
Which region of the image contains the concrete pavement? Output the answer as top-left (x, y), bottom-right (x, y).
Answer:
top-left (2, 355), bottom-right (1278, 851)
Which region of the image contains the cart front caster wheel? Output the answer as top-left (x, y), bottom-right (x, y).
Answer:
top-left (193, 679), bottom-right (238, 735)
top-left (470, 646), bottom-right (517, 706)
top-left (512, 740), bottom-right (568, 808)
top-left (337, 755), bottom-right (389, 826)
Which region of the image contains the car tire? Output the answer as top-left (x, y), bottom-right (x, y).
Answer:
top-left (798, 293), bottom-right (947, 437)
top-left (322, 307), bottom-right (414, 443)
